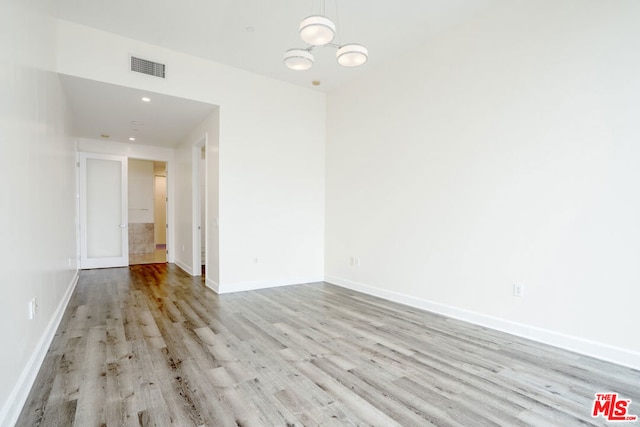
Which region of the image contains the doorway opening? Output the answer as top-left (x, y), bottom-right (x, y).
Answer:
top-left (192, 139), bottom-right (206, 276)
top-left (128, 160), bottom-right (168, 265)
top-left (200, 146), bottom-right (206, 276)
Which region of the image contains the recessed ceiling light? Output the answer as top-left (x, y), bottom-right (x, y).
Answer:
top-left (141, 97), bottom-right (151, 102)
top-left (129, 137), bottom-right (136, 141)
top-left (131, 120), bottom-right (144, 125)
top-left (312, 80), bottom-right (321, 86)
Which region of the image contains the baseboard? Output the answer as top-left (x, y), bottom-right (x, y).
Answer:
top-left (174, 259), bottom-right (193, 276)
top-left (215, 276), bottom-right (325, 294)
top-left (202, 272), bottom-right (323, 296)
top-left (325, 275), bottom-right (640, 371)
top-left (205, 277), bottom-right (219, 294)
top-left (0, 270), bottom-right (79, 427)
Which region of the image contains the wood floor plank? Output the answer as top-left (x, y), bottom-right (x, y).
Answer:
top-left (292, 359), bottom-right (403, 427)
top-left (15, 264), bottom-right (640, 427)
top-left (73, 326), bottom-right (107, 426)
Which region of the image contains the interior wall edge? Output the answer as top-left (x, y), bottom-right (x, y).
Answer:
top-left (325, 275), bottom-right (640, 371)
top-left (205, 278), bottom-right (220, 294)
top-left (0, 271), bottom-right (79, 427)
top-left (215, 276), bottom-right (325, 295)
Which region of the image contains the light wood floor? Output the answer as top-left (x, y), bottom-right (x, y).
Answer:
top-left (129, 247), bottom-right (167, 265)
top-left (17, 264), bottom-right (640, 426)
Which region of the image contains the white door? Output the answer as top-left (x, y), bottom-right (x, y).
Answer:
top-left (80, 153), bottom-right (129, 269)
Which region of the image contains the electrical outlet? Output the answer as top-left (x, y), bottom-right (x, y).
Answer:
top-left (29, 297), bottom-right (38, 319)
top-left (513, 283), bottom-right (524, 297)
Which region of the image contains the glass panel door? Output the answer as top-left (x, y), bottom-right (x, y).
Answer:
top-left (80, 153), bottom-right (128, 268)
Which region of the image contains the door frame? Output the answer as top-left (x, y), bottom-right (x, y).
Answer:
top-left (192, 136), bottom-right (206, 276)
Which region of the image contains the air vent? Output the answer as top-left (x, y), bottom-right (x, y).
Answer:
top-left (130, 56), bottom-right (166, 78)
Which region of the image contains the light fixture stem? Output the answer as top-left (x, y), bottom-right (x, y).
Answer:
top-left (334, 0), bottom-right (341, 45)
top-left (305, 43), bottom-right (340, 51)
top-left (310, 0), bottom-right (328, 19)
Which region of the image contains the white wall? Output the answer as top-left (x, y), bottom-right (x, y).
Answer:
top-left (326, 0), bottom-right (640, 368)
top-left (0, 2), bottom-right (78, 425)
top-left (174, 111), bottom-right (219, 280)
top-left (206, 115), bottom-right (220, 289)
top-left (154, 169), bottom-right (167, 245)
top-left (173, 130), bottom-right (198, 275)
top-left (58, 20), bottom-right (326, 292)
top-left (128, 159), bottom-right (154, 223)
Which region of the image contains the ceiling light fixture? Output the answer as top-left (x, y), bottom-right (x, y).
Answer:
top-left (336, 44), bottom-right (368, 67)
top-left (129, 137), bottom-right (136, 141)
top-left (284, 0), bottom-right (367, 71)
top-left (299, 15), bottom-right (335, 46)
top-left (283, 49), bottom-right (314, 71)
top-left (141, 97), bottom-right (151, 102)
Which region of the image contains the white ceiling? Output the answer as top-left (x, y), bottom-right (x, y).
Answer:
top-left (54, 0), bottom-right (503, 92)
top-left (60, 75), bottom-right (216, 148)
top-left (54, 0), bottom-right (503, 147)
